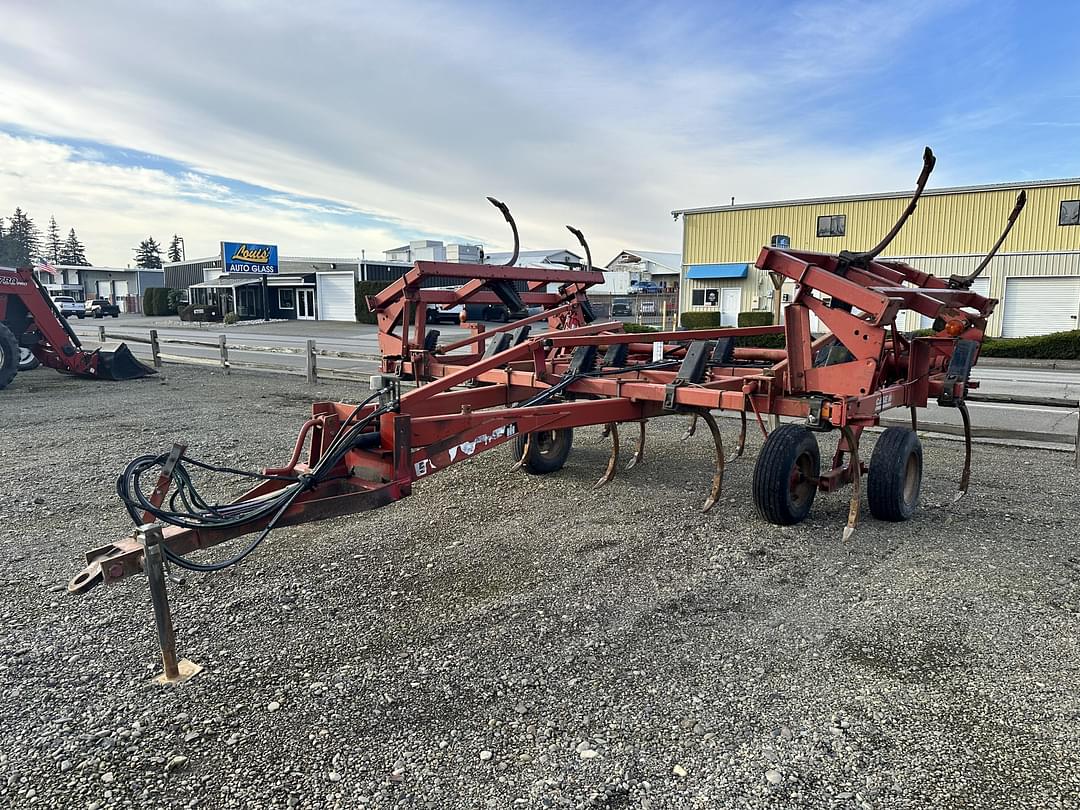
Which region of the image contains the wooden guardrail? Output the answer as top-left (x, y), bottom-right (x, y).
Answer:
top-left (94, 326), bottom-right (382, 383)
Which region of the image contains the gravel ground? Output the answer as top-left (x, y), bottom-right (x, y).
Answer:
top-left (1, 365), bottom-right (1079, 810)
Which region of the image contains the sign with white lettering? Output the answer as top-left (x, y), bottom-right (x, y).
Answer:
top-left (221, 241), bottom-right (279, 275)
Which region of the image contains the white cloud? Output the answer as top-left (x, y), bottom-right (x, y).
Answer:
top-left (0, 1), bottom-right (965, 266)
top-left (0, 133), bottom-right (398, 264)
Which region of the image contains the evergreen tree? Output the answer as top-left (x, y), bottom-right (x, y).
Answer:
top-left (60, 228), bottom-right (90, 266)
top-left (46, 215), bottom-right (63, 264)
top-left (134, 236), bottom-right (163, 268)
top-left (7, 207), bottom-right (42, 265)
top-left (168, 234), bottom-right (184, 263)
top-left (0, 218), bottom-right (18, 266)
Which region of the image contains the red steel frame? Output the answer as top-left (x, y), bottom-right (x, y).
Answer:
top-left (68, 240), bottom-right (998, 595)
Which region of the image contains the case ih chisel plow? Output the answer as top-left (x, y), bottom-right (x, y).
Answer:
top-left (69, 148), bottom-right (1026, 681)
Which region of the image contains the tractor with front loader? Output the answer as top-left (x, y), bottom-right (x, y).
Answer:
top-left (0, 265), bottom-right (155, 389)
top-left (65, 148), bottom-right (1027, 682)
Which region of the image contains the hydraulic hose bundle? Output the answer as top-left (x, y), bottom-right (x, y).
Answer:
top-left (116, 388), bottom-right (393, 571)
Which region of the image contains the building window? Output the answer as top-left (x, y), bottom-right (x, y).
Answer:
top-left (278, 288), bottom-right (295, 309)
top-left (691, 288), bottom-right (719, 307)
top-left (1060, 200), bottom-right (1080, 226)
top-left (816, 214), bottom-right (846, 237)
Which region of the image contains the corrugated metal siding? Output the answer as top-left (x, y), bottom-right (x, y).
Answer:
top-left (890, 252), bottom-right (1080, 335)
top-left (683, 184), bottom-right (1080, 265)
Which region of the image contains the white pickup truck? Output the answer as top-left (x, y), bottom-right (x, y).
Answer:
top-left (52, 295), bottom-right (86, 319)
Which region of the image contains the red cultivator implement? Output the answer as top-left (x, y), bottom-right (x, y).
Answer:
top-left (0, 266), bottom-right (155, 389)
top-left (68, 149), bottom-right (1026, 681)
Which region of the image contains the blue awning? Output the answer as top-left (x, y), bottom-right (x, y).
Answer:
top-left (686, 263), bottom-right (749, 280)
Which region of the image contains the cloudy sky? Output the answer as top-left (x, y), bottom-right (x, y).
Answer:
top-left (1, 0), bottom-right (1078, 267)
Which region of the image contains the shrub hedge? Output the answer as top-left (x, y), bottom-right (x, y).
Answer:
top-left (143, 288), bottom-right (164, 315)
top-left (737, 310), bottom-right (774, 328)
top-left (680, 311), bottom-right (722, 329)
top-left (143, 287), bottom-right (180, 316)
top-left (907, 327), bottom-right (1080, 360)
top-left (981, 330), bottom-right (1080, 360)
top-left (680, 310), bottom-right (784, 348)
top-left (356, 281), bottom-right (391, 323)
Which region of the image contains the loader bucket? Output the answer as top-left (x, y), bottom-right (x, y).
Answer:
top-left (94, 342), bottom-right (157, 380)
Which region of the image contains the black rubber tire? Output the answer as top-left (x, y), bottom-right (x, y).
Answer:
top-left (0, 323), bottom-right (19, 390)
top-left (508, 428), bottom-right (573, 474)
top-left (111, 312), bottom-right (119, 318)
top-left (867, 427), bottom-right (923, 521)
top-left (93, 310), bottom-right (102, 318)
top-left (752, 424), bottom-right (821, 525)
top-left (18, 346), bottom-right (41, 371)
top-left (76, 313), bottom-right (84, 319)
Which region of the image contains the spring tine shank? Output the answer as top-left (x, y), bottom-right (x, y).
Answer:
top-left (509, 433), bottom-right (532, 473)
top-left (594, 423), bottom-right (619, 488)
top-left (954, 399), bottom-right (973, 502)
top-left (681, 412), bottom-right (698, 442)
top-left (698, 410), bottom-right (726, 513)
top-left (627, 420), bottom-right (647, 469)
top-left (733, 410), bottom-right (747, 460)
top-left (840, 426), bottom-right (861, 541)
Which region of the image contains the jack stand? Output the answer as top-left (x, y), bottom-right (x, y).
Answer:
top-left (140, 524), bottom-right (202, 684)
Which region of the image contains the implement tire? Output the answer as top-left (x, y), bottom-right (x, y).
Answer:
top-left (0, 323), bottom-right (19, 390)
top-left (752, 424), bottom-right (820, 525)
top-left (509, 428), bottom-right (573, 474)
top-left (18, 346), bottom-right (41, 371)
top-left (867, 427), bottom-right (922, 521)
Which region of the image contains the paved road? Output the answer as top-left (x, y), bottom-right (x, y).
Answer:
top-left (68, 317), bottom-right (1079, 447)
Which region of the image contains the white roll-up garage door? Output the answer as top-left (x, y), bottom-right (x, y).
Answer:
top-left (1001, 277), bottom-right (1080, 337)
top-left (317, 272), bottom-right (356, 321)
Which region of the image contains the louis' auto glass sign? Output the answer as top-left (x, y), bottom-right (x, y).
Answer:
top-left (221, 242), bottom-right (279, 274)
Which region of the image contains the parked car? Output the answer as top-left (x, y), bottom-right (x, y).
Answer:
top-left (461, 303), bottom-right (507, 322)
top-left (52, 296), bottom-right (85, 319)
top-left (426, 304), bottom-right (464, 325)
top-left (628, 280), bottom-right (662, 295)
top-left (611, 299), bottom-right (633, 317)
top-left (85, 298), bottom-right (120, 318)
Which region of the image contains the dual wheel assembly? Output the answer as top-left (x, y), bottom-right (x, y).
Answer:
top-left (506, 420), bottom-right (923, 529)
top-left (752, 424), bottom-right (923, 526)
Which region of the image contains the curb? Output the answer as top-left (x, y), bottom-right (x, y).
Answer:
top-left (978, 357), bottom-right (1080, 370)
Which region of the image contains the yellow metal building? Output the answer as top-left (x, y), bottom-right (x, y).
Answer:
top-left (674, 178), bottom-right (1080, 337)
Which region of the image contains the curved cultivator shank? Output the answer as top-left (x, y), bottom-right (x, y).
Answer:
top-left (70, 151), bottom-right (1025, 680)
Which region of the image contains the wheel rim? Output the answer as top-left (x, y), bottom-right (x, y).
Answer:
top-left (902, 451), bottom-right (920, 504)
top-left (789, 451), bottom-right (816, 507)
top-left (19, 347), bottom-right (32, 365)
top-left (535, 431), bottom-right (558, 456)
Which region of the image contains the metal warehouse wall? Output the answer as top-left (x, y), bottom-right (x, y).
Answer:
top-left (891, 251), bottom-right (1080, 336)
top-left (683, 183), bottom-right (1080, 265)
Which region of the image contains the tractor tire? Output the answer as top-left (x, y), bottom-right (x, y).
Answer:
top-left (752, 424), bottom-right (820, 525)
top-left (0, 323), bottom-right (19, 390)
top-left (867, 427), bottom-right (923, 521)
top-left (509, 428), bottom-right (573, 474)
top-left (18, 346), bottom-right (41, 371)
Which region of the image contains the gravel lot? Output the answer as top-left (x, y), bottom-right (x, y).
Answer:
top-left (1, 365), bottom-right (1079, 809)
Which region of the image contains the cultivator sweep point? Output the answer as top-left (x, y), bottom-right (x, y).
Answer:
top-left (69, 148), bottom-right (1028, 679)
